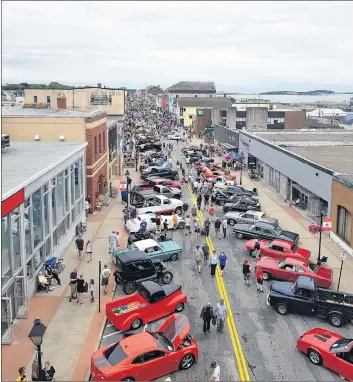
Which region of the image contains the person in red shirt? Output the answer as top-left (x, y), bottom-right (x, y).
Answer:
top-left (256, 266), bottom-right (264, 292)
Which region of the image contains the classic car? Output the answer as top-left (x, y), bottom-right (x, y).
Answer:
top-left (91, 314), bottom-right (199, 381)
top-left (130, 185), bottom-right (181, 200)
top-left (256, 257), bottom-right (333, 288)
top-left (125, 213), bottom-right (185, 233)
top-left (245, 239), bottom-right (311, 260)
top-left (296, 328), bottom-right (353, 380)
top-left (138, 142), bottom-right (162, 152)
top-left (223, 198), bottom-right (261, 212)
top-left (136, 195), bottom-right (183, 216)
top-left (113, 251), bottom-right (173, 294)
top-left (223, 186), bottom-right (254, 198)
top-left (140, 168), bottom-right (179, 181)
top-left (232, 221), bottom-right (300, 243)
top-left (168, 133), bottom-right (183, 140)
top-left (139, 158), bottom-right (165, 172)
top-left (142, 178), bottom-right (182, 189)
top-left (141, 163), bottom-right (172, 176)
top-left (224, 211), bottom-right (275, 226)
top-left (106, 281), bottom-right (187, 330)
top-left (112, 238), bottom-right (182, 263)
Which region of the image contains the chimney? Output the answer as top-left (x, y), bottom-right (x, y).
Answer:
top-left (57, 96), bottom-right (67, 109)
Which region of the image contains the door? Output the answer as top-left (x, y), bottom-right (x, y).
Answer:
top-left (14, 275), bottom-right (28, 318)
top-left (261, 228), bottom-right (275, 241)
top-left (291, 289), bottom-right (315, 315)
top-left (1, 296), bottom-right (13, 344)
top-left (139, 350), bottom-right (169, 380)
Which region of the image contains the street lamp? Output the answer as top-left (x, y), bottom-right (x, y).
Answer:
top-left (135, 151), bottom-right (138, 172)
top-left (125, 169), bottom-right (132, 210)
top-left (28, 318), bottom-right (47, 381)
top-left (239, 152), bottom-right (245, 186)
top-left (317, 207), bottom-right (326, 264)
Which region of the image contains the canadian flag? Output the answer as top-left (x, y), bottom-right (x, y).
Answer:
top-left (322, 218), bottom-right (332, 232)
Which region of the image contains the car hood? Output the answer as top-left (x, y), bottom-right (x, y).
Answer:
top-left (232, 223), bottom-right (251, 230)
top-left (224, 212), bottom-right (242, 219)
top-left (301, 328), bottom-right (344, 350)
top-left (270, 281), bottom-right (295, 297)
top-left (158, 314), bottom-right (190, 349)
top-left (160, 241), bottom-right (182, 251)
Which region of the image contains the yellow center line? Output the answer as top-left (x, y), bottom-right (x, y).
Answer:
top-left (187, 184), bottom-right (251, 381)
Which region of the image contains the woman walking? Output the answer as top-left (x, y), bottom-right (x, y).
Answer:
top-left (243, 260), bottom-right (251, 286)
top-left (89, 279), bottom-right (95, 303)
top-left (86, 240), bottom-right (93, 263)
top-left (76, 274), bottom-right (85, 304)
top-left (218, 252), bottom-right (228, 276)
top-left (42, 361), bottom-right (56, 381)
top-left (194, 218), bottom-right (201, 241)
top-left (197, 194), bottom-right (202, 210)
top-left (210, 250), bottom-right (217, 278)
top-left (200, 302), bottom-right (214, 335)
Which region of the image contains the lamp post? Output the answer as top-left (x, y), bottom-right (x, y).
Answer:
top-left (240, 152), bottom-right (245, 186)
top-left (125, 169), bottom-right (131, 210)
top-left (28, 318), bottom-right (47, 381)
top-left (135, 151), bottom-right (138, 172)
top-left (317, 208), bottom-right (325, 265)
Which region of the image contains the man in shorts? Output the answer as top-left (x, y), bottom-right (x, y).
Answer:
top-left (101, 264), bottom-right (111, 295)
top-left (108, 231), bottom-right (118, 254)
top-left (193, 245), bottom-right (203, 274)
top-left (75, 234), bottom-right (84, 259)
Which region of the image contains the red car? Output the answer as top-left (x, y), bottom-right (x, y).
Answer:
top-left (106, 281), bottom-right (187, 331)
top-left (91, 314), bottom-right (199, 381)
top-left (245, 239), bottom-right (311, 261)
top-left (297, 328), bottom-right (353, 380)
top-left (256, 257), bottom-right (333, 288)
top-left (194, 162), bottom-right (208, 170)
top-left (142, 178), bottom-right (182, 189)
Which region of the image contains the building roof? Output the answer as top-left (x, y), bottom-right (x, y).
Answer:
top-left (2, 141), bottom-right (87, 200)
top-left (1, 108), bottom-right (106, 118)
top-left (177, 97), bottom-right (232, 108)
top-left (334, 174), bottom-right (353, 188)
top-left (166, 81), bottom-right (216, 93)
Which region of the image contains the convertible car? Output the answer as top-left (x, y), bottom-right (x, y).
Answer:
top-left (91, 314), bottom-right (199, 381)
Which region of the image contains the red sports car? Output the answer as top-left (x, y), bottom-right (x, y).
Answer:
top-left (245, 239), bottom-right (311, 261)
top-left (255, 257), bottom-right (333, 288)
top-left (297, 328), bottom-right (353, 380)
top-left (91, 314), bottom-right (198, 381)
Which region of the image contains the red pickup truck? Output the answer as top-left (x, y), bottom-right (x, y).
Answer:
top-left (106, 280), bottom-right (187, 331)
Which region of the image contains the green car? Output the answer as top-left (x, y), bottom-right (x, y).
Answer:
top-left (111, 238), bottom-right (182, 263)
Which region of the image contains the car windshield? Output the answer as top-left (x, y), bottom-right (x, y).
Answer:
top-left (291, 244), bottom-right (298, 253)
top-left (104, 343), bottom-right (128, 366)
top-left (330, 338), bottom-right (353, 353)
top-left (308, 263), bottom-right (317, 274)
top-left (129, 243), bottom-right (139, 250)
top-left (151, 332), bottom-right (174, 352)
top-left (277, 259), bottom-right (286, 268)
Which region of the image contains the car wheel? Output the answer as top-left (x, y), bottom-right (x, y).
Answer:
top-left (130, 318), bottom-right (142, 330)
top-left (236, 232), bottom-right (244, 239)
top-left (175, 302), bottom-right (185, 312)
top-left (328, 313), bottom-right (344, 327)
top-left (162, 271), bottom-right (173, 284)
top-left (175, 207), bottom-right (182, 215)
top-left (276, 303), bottom-right (289, 315)
top-left (123, 281), bottom-right (137, 295)
top-left (170, 253), bottom-right (179, 261)
top-left (178, 222), bottom-right (185, 229)
top-left (218, 200), bottom-right (225, 206)
top-left (179, 354), bottom-right (195, 370)
top-left (262, 272), bottom-right (271, 280)
top-left (308, 349), bottom-right (323, 365)
top-left (122, 377), bottom-right (135, 381)
top-left (229, 219), bottom-right (236, 226)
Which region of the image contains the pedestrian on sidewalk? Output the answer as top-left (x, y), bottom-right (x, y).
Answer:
top-left (214, 217), bottom-right (221, 239)
top-left (108, 231), bottom-right (118, 254)
top-left (210, 251), bottom-right (217, 278)
top-left (204, 193), bottom-right (210, 209)
top-left (210, 361), bottom-right (221, 382)
top-left (222, 217), bottom-right (228, 238)
top-left (31, 354), bottom-right (39, 381)
top-left (85, 199), bottom-right (91, 217)
top-left (42, 361), bottom-right (56, 381)
top-left (256, 266), bottom-right (264, 292)
top-left (76, 274), bottom-right (85, 304)
top-left (69, 268), bottom-right (77, 302)
top-left (215, 299), bottom-right (228, 333)
top-left (193, 245), bottom-right (203, 273)
top-left (200, 302), bottom-right (214, 335)
top-left (197, 194), bottom-right (202, 210)
top-left (243, 259), bottom-right (251, 286)
top-left (172, 212), bottom-right (178, 231)
top-left (16, 367), bottom-right (28, 382)
top-left (209, 205), bottom-right (215, 222)
top-left (86, 240), bottom-right (93, 263)
top-left (101, 264), bottom-right (111, 295)
top-left (194, 218), bottom-right (201, 240)
top-left (185, 215), bottom-right (192, 235)
top-left (75, 234), bottom-right (84, 259)
top-left (90, 279), bottom-right (95, 302)
top-left (204, 217), bottom-right (211, 237)
top-left (202, 241), bottom-right (209, 266)
top-left (155, 215), bottom-right (161, 232)
top-left (218, 252), bottom-right (228, 276)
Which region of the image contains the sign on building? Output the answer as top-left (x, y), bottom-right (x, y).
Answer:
top-left (197, 109), bottom-right (204, 116)
top-left (180, 108), bottom-right (184, 117)
top-left (322, 217), bottom-right (332, 231)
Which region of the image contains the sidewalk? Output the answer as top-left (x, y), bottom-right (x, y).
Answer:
top-left (2, 169), bottom-right (140, 382)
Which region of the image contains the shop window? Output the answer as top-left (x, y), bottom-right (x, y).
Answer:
top-left (11, 210), bottom-right (22, 273)
top-left (65, 215), bottom-right (70, 233)
top-left (53, 228), bottom-right (58, 248)
top-left (56, 172), bottom-right (65, 221)
top-left (71, 167), bottom-right (75, 205)
top-left (24, 198), bottom-right (33, 259)
top-left (32, 188), bottom-right (43, 247)
top-left (34, 248), bottom-right (42, 271)
top-left (337, 206), bottom-right (352, 244)
top-left (74, 161), bottom-right (80, 201)
top-left (43, 192), bottom-right (49, 236)
top-left (44, 238), bottom-right (51, 259)
top-left (57, 220), bottom-right (65, 244)
top-left (65, 172), bottom-right (70, 212)
top-left (1, 216), bottom-right (12, 285)
top-left (51, 188), bottom-right (56, 227)
top-left (26, 258), bottom-right (34, 280)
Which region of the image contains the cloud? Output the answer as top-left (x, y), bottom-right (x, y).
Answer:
top-left (2, 1), bottom-right (353, 91)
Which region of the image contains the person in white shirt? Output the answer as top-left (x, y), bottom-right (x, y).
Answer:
top-left (101, 264), bottom-right (111, 294)
top-left (169, 157), bottom-right (173, 164)
top-left (193, 180), bottom-right (198, 194)
top-left (184, 215), bottom-right (192, 235)
top-left (186, 156), bottom-right (190, 167)
top-left (222, 217), bottom-right (228, 238)
top-left (210, 361), bottom-right (220, 382)
top-left (108, 231), bottom-right (118, 254)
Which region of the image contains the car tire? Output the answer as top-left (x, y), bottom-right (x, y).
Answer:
top-left (123, 281), bottom-right (137, 295)
top-left (175, 207), bottom-right (182, 215)
top-left (229, 219), bottom-right (236, 226)
top-left (276, 303), bottom-right (289, 315)
top-left (236, 232), bottom-right (244, 239)
top-left (122, 377), bottom-right (135, 381)
top-left (308, 349), bottom-right (323, 365)
top-left (130, 318), bottom-right (142, 330)
top-left (178, 222), bottom-right (185, 229)
top-left (170, 253), bottom-right (179, 261)
top-left (218, 200), bottom-right (225, 206)
top-left (328, 313), bottom-right (344, 328)
top-left (179, 354), bottom-right (195, 370)
top-left (262, 272), bottom-right (271, 280)
top-left (175, 302), bottom-right (185, 312)
top-left (162, 271), bottom-right (173, 284)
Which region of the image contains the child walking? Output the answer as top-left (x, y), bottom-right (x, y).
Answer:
top-left (90, 279), bottom-right (95, 303)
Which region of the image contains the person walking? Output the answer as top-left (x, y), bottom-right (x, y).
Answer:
top-left (182, 201), bottom-right (189, 216)
top-left (108, 231), bottom-right (118, 254)
top-left (256, 265), bottom-right (264, 292)
top-left (171, 212), bottom-right (178, 231)
top-left (210, 361), bottom-right (221, 382)
top-left (210, 251), bottom-right (217, 278)
top-left (185, 215), bottom-right (192, 235)
top-left (155, 215), bottom-right (161, 232)
top-left (193, 245), bottom-right (203, 273)
top-left (16, 367), bottom-right (28, 382)
top-left (69, 268), bottom-right (77, 302)
top-left (215, 298), bottom-right (228, 333)
top-left (243, 259), bottom-right (251, 286)
top-left (202, 241), bottom-right (209, 266)
top-left (85, 199), bottom-right (91, 217)
top-left (214, 217), bottom-right (221, 239)
top-left (193, 179), bottom-right (198, 194)
top-left (200, 302), bottom-right (214, 335)
top-left (89, 279), bottom-right (95, 302)
top-left (204, 217), bottom-right (211, 237)
top-left (75, 234), bottom-right (84, 259)
top-left (76, 274), bottom-right (85, 304)
top-left (222, 217), bottom-right (228, 238)
top-left (204, 193), bottom-right (210, 209)
top-left (253, 239), bottom-right (261, 260)
top-left (101, 264), bottom-right (111, 294)
top-left (197, 181), bottom-right (203, 194)
top-left (86, 240), bottom-right (93, 263)
top-left (209, 204), bottom-right (216, 222)
top-left (194, 218), bottom-right (201, 240)
top-left (218, 252), bottom-right (228, 276)
top-left (163, 219), bottom-right (169, 236)
top-left (197, 194), bottom-right (202, 210)
top-left (42, 361), bottom-right (56, 381)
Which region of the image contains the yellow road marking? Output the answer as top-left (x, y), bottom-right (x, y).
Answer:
top-left (187, 184), bottom-right (251, 381)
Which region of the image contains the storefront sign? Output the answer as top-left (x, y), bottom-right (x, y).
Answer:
top-left (2, 188), bottom-right (25, 218)
top-left (240, 139), bottom-right (250, 149)
top-left (196, 109), bottom-right (204, 116)
top-left (322, 217), bottom-right (332, 231)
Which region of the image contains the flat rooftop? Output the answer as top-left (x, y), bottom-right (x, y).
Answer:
top-left (2, 141), bottom-right (87, 199)
top-left (1, 108), bottom-right (106, 118)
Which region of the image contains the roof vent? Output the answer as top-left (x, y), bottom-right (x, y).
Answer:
top-left (34, 135), bottom-right (40, 141)
top-left (59, 135), bottom-right (65, 141)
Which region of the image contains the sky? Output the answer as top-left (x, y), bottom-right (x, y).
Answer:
top-left (2, 1), bottom-right (353, 93)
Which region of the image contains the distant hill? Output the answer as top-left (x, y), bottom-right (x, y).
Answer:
top-left (1, 82), bottom-right (123, 90)
top-left (260, 90), bottom-right (335, 95)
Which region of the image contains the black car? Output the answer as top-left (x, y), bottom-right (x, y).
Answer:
top-left (140, 168), bottom-right (179, 181)
top-left (224, 186), bottom-right (254, 198)
top-left (223, 198), bottom-right (261, 212)
top-left (138, 143), bottom-right (162, 152)
top-left (211, 190), bottom-right (232, 205)
top-left (113, 251), bottom-right (174, 294)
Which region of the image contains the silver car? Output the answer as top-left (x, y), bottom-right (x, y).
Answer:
top-left (224, 211), bottom-right (278, 226)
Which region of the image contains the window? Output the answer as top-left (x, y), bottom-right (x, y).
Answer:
top-left (106, 344), bottom-right (127, 366)
top-left (24, 198), bottom-right (33, 258)
top-left (143, 351), bottom-right (165, 362)
top-left (295, 266), bottom-right (305, 273)
top-left (132, 356), bottom-right (143, 364)
top-left (94, 136), bottom-right (97, 156)
top-left (57, 220), bottom-right (65, 243)
top-left (51, 188), bottom-right (56, 227)
top-left (56, 172), bottom-right (65, 221)
top-left (27, 259), bottom-right (34, 280)
top-left (74, 161), bottom-right (80, 201)
top-left (65, 215), bottom-right (70, 232)
top-left (103, 132), bottom-right (106, 151)
top-left (47, 96), bottom-right (51, 104)
top-left (64, 173), bottom-right (70, 212)
top-left (34, 248), bottom-right (42, 271)
top-left (32, 188), bottom-right (43, 248)
top-left (71, 166), bottom-right (75, 205)
top-left (43, 190), bottom-right (49, 236)
top-left (99, 134), bottom-right (102, 154)
top-left (11, 209), bottom-right (22, 272)
top-left (1, 216), bottom-right (11, 285)
top-left (337, 206), bottom-right (352, 244)
top-left (34, 96), bottom-right (37, 103)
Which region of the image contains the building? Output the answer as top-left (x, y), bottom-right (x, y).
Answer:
top-left (145, 85), bottom-right (164, 96)
top-left (1, 141), bottom-right (87, 343)
top-left (2, 108), bottom-right (109, 210)
top-left (24, 86), bottom-right (125, 117)
top-left (307, 108), bottom-right (347, 118)
top-left (166, 81), bottom-right (216, 99)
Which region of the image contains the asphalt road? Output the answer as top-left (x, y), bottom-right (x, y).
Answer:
top-left (97, 140), bottom-right (351, 382)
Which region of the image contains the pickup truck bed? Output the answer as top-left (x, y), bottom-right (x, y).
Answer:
top-left (317, 289), bottom-right (353, 307)
top-left (112, 302), bottom-right (144, 315)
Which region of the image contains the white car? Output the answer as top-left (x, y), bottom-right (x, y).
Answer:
top-left (168, 133), bottom-right (183, 140)
top-left (213, 179), bottom-right (235, 187)
top-left (136, 195), bottom-right (183, 215)
top-left (224, 211), bottom-right (268, 226)
top-left (125, 213), bottom-right (185, 232)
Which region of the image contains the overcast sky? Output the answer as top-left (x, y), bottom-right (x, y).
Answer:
top-left (2, 1), bottom-right (353, 92)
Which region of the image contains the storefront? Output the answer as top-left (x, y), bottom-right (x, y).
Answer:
top-left (1, 141), bottom-right (87, 344)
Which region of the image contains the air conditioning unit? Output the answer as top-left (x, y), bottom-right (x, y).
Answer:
top-left (34, 135), bottom-right (40, 141)
top-left (59, 135), bottom-right (65, 141)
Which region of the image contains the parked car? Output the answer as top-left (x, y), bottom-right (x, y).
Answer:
top-left (106, 280), bottom-right (187, 330)
top-left (91, 314), bottom-right (199, 381)
top-left (224, 211), bottom-right (275, 226)
top-left (141, 168), bottom-right (179, 181)
top-left (125, 213), bottom-right (185, 233)
top-left (223, 198), bottom-right (261, 212)
top-left (268, 275), bottom-right (353, 327)
top-left (112, 251), bottom-right (173, 294)
top-left (223, 186), bottom-right (254, 198)
top-left (296, 328), bottom-right (353, 380)
top-left (138, 142), bottom-right (162, 152)
top-left (142, 178), bottom-right (182, 189)
top-left (256, 257), bottom-right (333, 288)
top-left (232, 221), bottom-right (300, 243)
top-left (130, 185), bottom-right (181, 201)
top-left (168, 133), bottom-right (183, 140)
top-left (136, 195), bottom-right (183, 216)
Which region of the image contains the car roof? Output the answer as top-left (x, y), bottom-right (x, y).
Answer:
top-left (153, 194), bottom-right (168, 200)
top-left (295, 276), bottom-right (315, 290)
top-left (255, 221), bottom-right (277, 227)
top-left (140, 280), bottom-right (163, 295)
top-left (134, 239), bottom-right (159, 250)
top-left (115, 250), bottom-right (150, 264)
top-left (151, 178), bottom-right (172, 182)
top-left (120, 331), bottom-right (158, 356)
top-left (283, 257), bottom-right (306, 266)
top-left (244, 211), bottom-right (263, 217)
